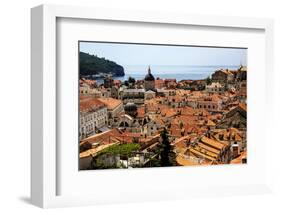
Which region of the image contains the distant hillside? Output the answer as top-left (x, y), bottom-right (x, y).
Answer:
top-left (79, 52), bottom-right (125, 77)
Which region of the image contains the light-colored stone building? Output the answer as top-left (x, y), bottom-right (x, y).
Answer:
top-left (98, 98), bottom-right (124, 126)
top-left (80, 85), bottom-right (102, 98)
top-left (145, 90), bottom-right (156, 100)
top-left (197, 96), bottom-right (222, 112)
top-left (211, 69), bottom-right (235, 83)
top-left (79, 97), bottom-right (108, 140)
top-left (206, 82), bottom-right (224, 94)
top-left (120, 88), bottom-right (145, 104)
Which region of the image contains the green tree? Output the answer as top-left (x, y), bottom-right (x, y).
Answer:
top-left (132, 137), bottom-right (139, 143)
top-left (124, 80), bottom-right (129, 87)
top-left (79, 52), bottom-right (125, 77)
top-left (206, 76), bottom-right (212, 85)
top-left (128, 76), bottom-right (136, 84)
top-left (159, 128), bottom-right (172, 167)
top-left (90, 143), bottom-right (141, 169)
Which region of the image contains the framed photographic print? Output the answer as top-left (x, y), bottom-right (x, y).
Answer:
top-left (31, 4), bottom-right (274, 208)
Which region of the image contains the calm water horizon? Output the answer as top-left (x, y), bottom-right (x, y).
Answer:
top-left (96, 65), bottom-right (241, 84)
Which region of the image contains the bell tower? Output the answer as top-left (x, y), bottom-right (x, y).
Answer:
top-left (144, 66), bottom-right (155, 91)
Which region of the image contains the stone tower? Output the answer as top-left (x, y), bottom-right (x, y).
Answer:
top-left (144, 66), bottom-right (155, 91)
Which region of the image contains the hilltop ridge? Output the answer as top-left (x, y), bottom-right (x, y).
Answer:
top-left (79, 52), bottom-right (125, 77)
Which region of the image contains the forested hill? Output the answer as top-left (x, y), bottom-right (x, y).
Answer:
top-left (79, 52), bottom-right (125, 77)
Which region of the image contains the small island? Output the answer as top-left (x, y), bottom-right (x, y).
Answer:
top-left (79, 52), bottom-right (125, 78)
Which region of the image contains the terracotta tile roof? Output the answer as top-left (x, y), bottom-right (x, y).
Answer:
top-left (176, 89), bottom-right (191, 96)
top-left (170, 128), bottom-right (184, 137)
top-left (216, 69), bottom-right (235, 75)
top-left (197, 142), bottom-right (220, 155)
top-left (200, 136), bottom-right (226, 150)
top-left (206, 119), bottom-right (216, 126)
top-left (173, 135), bottom-right (190, 145)
top-left (80, 129), bottom-right (123, 145)
top-left (239, 103), bottom-right (247, 111)
top-left (164, 79), bottom-right (177, 83)
top-left (121, 130), bottom-right (142, 138)
top-left (171, 115), bottom-right (198, 126)
top-left (160, 106), bottom-right (178, 118)
top-left (210, 94), bottom-right (222, 102)
top-left (80, 79), bottom-right (97, 86)
top-left (81, 128), bottom-right (146, 146)
top-left (79, 143), bottom-right (117, 158)
top-left (168, 95), bottom-right (185, 103)
top-left (189, 148), bottom-right (217, 161)
top-left (193, 146), bottom-right (218, 159)
top-left (230, 150), bottom-right (247, 164)
top-left (194, 109), bottom-right (210, 117)
top-left (145, 100), bottom-right (165, 111)
top-left (206, 82), bottom-right (223, 88)
top-left (114, 136), bottom-right (137, 143)
top-left (151, 116), bottom-right (165, 126)
top-left (189, 91), bottom-right (204, 98)
top-left (185, 125), bottom-right (202, 134)
top-left (176, 156), bottom-right (199, 166)
top-left (179, 106), bottom-right (196, 116)
top-left (80, 97), bottom-right (106, 113)
top-left (155, 79), bottom-right (165, 88)
top-left (211, 114), bottom-right (222, 120)
top-left (136, 106), bottom-right (145, 118)
top-left (179, 80), bottom-right (193, 84)
top-left (98, 98), bottom-right (123, 110)
top-left (213, 128), bottom-right (243, 141)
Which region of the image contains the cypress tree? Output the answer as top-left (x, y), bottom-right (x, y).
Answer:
top-left (160, 128), bottom-right (171, 167)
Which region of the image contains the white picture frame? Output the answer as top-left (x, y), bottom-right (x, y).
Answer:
top-left (31, 4), bottom-right (274, 208)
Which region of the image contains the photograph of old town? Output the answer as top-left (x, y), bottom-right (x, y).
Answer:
top-left (79, 42), bottom-right (247, 170)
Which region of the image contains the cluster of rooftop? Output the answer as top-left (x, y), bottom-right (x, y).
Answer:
top-left (79, 65), bottom-right (247, 169)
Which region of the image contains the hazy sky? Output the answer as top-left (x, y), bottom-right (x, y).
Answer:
top-left (80, 42), bottom-right (247, 67)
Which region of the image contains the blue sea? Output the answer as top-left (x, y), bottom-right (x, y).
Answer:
top-left (96, 65), bottom-right (240, 84)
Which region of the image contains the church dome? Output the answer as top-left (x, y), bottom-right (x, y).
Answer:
top-left (144, 66), bottom-right (155, 81)
top-left (145, 73), bottom-right (155, 81)
top-left (124, 102), bottom-right (137, 113)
